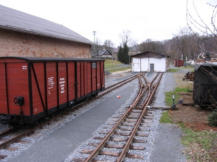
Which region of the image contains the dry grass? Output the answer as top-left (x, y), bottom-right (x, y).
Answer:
top-left (173, 73), bottom-right (193, 90)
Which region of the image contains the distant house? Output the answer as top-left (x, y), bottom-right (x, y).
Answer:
top-left (0, 5), bottom-right (91, 58)
top-left (97, 49), bottom-right (113, 59)
top-left (131, 51), bottom-right (168, 72)
top-left (93, 47), bottom-right (118, 60)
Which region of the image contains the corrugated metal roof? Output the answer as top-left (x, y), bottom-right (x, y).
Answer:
top-left (0, 5), bottom-right (91, 45)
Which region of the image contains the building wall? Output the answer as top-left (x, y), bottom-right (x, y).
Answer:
top-left (132, 57), bottom-right (167, 72)
top-left (0, 29), bottom-right (91, 58)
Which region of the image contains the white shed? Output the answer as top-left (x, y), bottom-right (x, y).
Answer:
top-left (131, 51), bottom-right (168, 72)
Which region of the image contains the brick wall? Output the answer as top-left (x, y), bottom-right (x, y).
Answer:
top-left (0, 29), bottom-right (91, 58)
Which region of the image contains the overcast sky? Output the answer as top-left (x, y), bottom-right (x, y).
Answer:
top-left (0, 0), bottom-right (213, 46)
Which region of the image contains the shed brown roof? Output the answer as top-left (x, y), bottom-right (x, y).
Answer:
top-left (130, 51), bottom-right (168, 58)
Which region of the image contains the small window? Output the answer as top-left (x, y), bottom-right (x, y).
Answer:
top-left (92, 62), bottom-right (96, 68)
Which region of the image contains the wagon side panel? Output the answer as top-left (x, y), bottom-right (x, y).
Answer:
top-left (31, 63), bottom-right (45, 115)
top-left (68, 62), bottom-right (75, 102)
top-left (0, 63), bottom-right (8, 114)
top-left (101, 61), bottom-right (105, 89)
top-left (7, 63), bottom-right (30, 115)
top-left (76, 62), bottom-right (81, 99)
top-left (80, 62), bottom-right (84, 97)
top-left (86, 62), bottom-right (92, 94)
top-left (46, 62), bottom-right (57, 110)
top-left (96, 62), bottom-right (101, 90)
top-left (58, 62), bottom-right (67, 106)
top-left (92, 62), bottom-right (97, 92)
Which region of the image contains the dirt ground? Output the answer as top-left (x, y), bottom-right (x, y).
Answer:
top-left (169, 92), bottom-right (217, 161)
top-left (169, 92), bottom-right (217, 131)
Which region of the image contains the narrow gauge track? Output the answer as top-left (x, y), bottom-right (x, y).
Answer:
top-left (98, 74), bottom-right (139, 97)
top-left (0, 73), bottom-right (139, 159)
top-left (74, 72), bottom-right (163, 162)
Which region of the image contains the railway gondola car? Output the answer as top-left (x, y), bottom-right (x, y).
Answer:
top-left (0, 57), bottom-right (104, 124)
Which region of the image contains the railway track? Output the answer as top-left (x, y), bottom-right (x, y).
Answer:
top-left (0, 73), bottom-right (139, 160)
top-left (0, 128), bottom-right (33, 149)
top-left (66, 74), bottom-right (139, 111)
top-left (71, 72), bottom-right (163, 162)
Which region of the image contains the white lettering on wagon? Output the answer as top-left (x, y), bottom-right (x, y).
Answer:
top-left (22, 65), bottom-right (28, 70)
top-left (59, 77), bottom-right (65, 94)
top-left (48, 77), bottom-right (55, 95)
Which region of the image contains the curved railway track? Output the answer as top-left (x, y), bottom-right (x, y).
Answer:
top-left (0, 73), bottom-right (139, 160)
top-left (72, 72), bottom-right (163, 162)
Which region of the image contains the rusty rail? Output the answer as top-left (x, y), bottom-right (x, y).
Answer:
top-left (0, 129), bottom-right (34, 149)
top-left (99, 74), bottom-right (139, 96)
top-left (117, 73), bottom-right (163, 162)
top-left (84, 72), bottom-right (162, 162)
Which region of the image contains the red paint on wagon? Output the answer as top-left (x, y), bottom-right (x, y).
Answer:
top-left (0, 57), bottom-right (104, 123)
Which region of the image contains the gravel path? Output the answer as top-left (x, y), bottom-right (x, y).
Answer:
top-left (150, 72), bottom-right (187, 162)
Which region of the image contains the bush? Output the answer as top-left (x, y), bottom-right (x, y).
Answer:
top-left (208, 111), bottom-right (217, 127)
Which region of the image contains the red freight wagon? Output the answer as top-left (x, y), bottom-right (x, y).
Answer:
top-left (0, 57), bottom-right (104, 124)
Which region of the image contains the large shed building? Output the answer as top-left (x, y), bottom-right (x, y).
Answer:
top-left (131, 51), bottom-right (168, 72)
top-left (0, 5), bottom-right (91, 58)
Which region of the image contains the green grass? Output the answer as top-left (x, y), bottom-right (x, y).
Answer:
top-left (165, 87), bottom-right (191, 106)
top-left (179, 122), bottom-right (217, 151)
top-left (109, 67), bottom-right (130, 73)
top-left (167, 68), bottom-right (179, 72)
top-left (160, 111), bottom-right (173, 123)
top-left (104, 59), bottom-right (123, 69)
top-left (104, 59), bottom-right (130, 73)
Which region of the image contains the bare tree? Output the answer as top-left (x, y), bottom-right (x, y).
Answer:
top-left (138, 39), bottom-right (166, 54)
top-left (103, 40), bottom-right (114, 52)
top-left (120, 30), bottom-right (131, 45)
top-left (186, 0), bottom-right (217, 35)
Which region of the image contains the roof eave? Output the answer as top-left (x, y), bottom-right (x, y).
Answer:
top-left (0, 25), bottom-right (92, 45)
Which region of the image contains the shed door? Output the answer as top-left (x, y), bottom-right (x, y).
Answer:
top-left (150, 64), bottom-right (154, 72)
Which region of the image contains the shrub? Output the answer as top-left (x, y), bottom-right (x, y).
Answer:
top-left (208, 111), bottom-right (217, 127)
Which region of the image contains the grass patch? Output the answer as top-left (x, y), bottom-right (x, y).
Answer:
top-left (167, 68), bottom-right (179, 72)
top-left (178, 122), bottom-right (217, 161)
top-left (160, 111), bottom-right (173, 123)
top-left (181, 126), bottom-right (216, 150)
top-left (109, 67), bottom-right (130, 73)
top-left (104, 59), bottom-right (130, 73)
top-left (165, 87), bottom-right (191, 106)
top-left (104, 59), bottom-right (123, 69)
